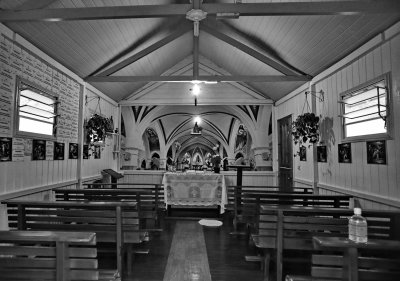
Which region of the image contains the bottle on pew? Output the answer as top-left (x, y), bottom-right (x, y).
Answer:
top-left (348, 207), bottom-right (368, 243)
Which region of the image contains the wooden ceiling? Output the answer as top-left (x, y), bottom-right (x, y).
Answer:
top-left (1, 0), bottom-right (399, 104)
top-left (0, 1), bottom-right (399, 152)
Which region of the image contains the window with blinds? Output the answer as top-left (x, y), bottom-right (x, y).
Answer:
top-left (340, 74), bottom-right (390, 140)
top-left (15, 78), bottom-right (58, 139)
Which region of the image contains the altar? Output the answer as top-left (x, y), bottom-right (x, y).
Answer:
top-left (162, 172), bottom-right (227, 213)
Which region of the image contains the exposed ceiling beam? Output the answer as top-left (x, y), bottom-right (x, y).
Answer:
top-left (201, 24), bottom-right (301, 76)
top-left (1, 1), bottom-right (399, 22)
top-left (85, 75), bottom-right (311, 83)
top-left (0, 5), bottom-right (190, 21)
top-left (94, 24), bottom-right (192, 77)
top-left (119, 99), bottom-right (273, 106)
top-left (202, 1), bottom-right (400, 16)
top-left (15, 0), bottom-right (56, 10)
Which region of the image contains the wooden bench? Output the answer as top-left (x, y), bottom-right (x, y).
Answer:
top-left (226, 185), bottom-right (314, 211)
top-left (233, 193), bottom-right (352, 233)
top-left (286, 236), bottom-right (400, 281)
top-left (2, 200), bottom-right (146, 276)
top-left (0, 230), bottom-right (118, 281)
top-left (83, 182), bottom-right (164, 208)
top-left (251, 206), bottom-right (400, 281)
top-left (54, 185), bottom-right (164, 228)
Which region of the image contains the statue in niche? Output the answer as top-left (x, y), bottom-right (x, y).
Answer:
top-left (147, 128), bottom-right (160, 151)
top-left (235, 124), bottom-right (247, 153)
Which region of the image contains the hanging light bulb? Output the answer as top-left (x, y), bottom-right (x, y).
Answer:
top-left (192, 84), bottom-right (200, 96)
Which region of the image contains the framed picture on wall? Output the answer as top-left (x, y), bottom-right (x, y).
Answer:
top-left (0, 137), bottom-right (12, 162)
top-left (54, 142), bottom-right (65, 160)
top-left (338, 143), bottom-right (352, 163)
top-left (367, 140), bottom-right (386, 164)
top-left (317, 146), bottom-right (327, 162)
top-left (83, 145), bottom-right (89, 159)
top-left (68, 143), bottom-right (78, 159)
top-left (32, 139), bottom-right (46, 160)
top-left (299, 146), bottom-right (306, 161)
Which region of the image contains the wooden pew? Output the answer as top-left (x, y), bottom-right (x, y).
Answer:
top-left (251, 206), bottom-right (400, 281)
top-left (0, 230), bottom-right (118, 281)
top-left (2, 200), bottom-right (146, 276)
top-left (233, 192), bottom-right (352, 233)
top-left (286, 236), bottom-right (400, 281)
top-left (54, 185), bottom-right (164, 228)
top-left (226, 185), bottom-right (314, 211)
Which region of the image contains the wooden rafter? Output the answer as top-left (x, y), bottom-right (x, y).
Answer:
top-left (85, 75), bottom-right (311, 83)
top-left (0, 1), bottom-right (399, 22)
top-left (201, 24), bottom-right (301, 76)
top-left (93, 24), bottom-right (192, 77)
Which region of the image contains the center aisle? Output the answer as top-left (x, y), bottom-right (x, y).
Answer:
top-left (163, 221), bottom-right (212, 281)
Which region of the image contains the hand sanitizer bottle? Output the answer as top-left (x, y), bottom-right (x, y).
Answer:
top-left (349, 207), bottom-right (368, 243)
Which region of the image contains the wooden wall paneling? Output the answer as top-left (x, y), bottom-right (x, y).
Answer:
top-left (351, 60), bottom-right (360, 87)
top-left (329, 74), bottom-right (339, 187)
top-left (353, 142), bottom-right (364, 191)
top-left (359, 56), bottom-right (367, 84)
top-left (381, 42), bottom-right (391, 73)
top-left (365, 51), bottom-right (375, 81)
top-left (389, 36), bottom-right (400, 200)
top-left (386, 139), bottom-right (396, 198)
top-left (343, 66), bottom-right (353, 189)
top-left (372, 46), bottom-right (383, 77)
top-left (335, 70), bottom-right (344, 189)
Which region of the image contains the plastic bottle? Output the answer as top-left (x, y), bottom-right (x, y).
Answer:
top-left (348, 207), bottom-right (368, 243)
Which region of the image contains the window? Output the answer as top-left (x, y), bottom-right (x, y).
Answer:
top-left (15, 78), bottom-right (58, 139)
top-left (340, 74), bottom-right (390, 140)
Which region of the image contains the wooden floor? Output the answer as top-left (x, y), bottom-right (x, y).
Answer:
top-left (101, 209), bottom-right (264, 281)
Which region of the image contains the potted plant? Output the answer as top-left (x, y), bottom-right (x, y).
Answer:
top-left (292, 112), bottom-right (320, 157)
top-left (85, 114), bottom-right (114, 144)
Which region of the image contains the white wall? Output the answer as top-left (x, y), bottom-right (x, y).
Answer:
top-left (0, 23), bottom-right (119, 201)
top-left (276, 22), bottom-right (400, 210)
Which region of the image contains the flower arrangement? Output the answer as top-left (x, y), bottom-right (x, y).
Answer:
top-left (292, 112), bottom-right (320, 157)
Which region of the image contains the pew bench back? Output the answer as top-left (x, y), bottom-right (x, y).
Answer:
top-left (226, 186), bottom-right (314, 211)
top-left (0, 230), bottom-right (117, 281)
top-left (253, 206), bottom-right (400, 281)
top-left (3, 200), bottom-right (143, 243)
top-left (54, 186), bottom-right (163, 227)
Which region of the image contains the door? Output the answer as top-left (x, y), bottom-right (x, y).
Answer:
top-left (278, 115), bottom-right (293, 190)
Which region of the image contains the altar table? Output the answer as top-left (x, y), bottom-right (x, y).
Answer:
top-left (162, 172), bottom-right (227, 213)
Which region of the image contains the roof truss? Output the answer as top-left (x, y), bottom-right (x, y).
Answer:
top-left (1, 1), bottom-right (399, 21)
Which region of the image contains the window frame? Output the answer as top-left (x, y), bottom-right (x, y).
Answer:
top-left (340, 73), bottom-right (392, 143)
top-left (14, 77), bottom-right (59, 140)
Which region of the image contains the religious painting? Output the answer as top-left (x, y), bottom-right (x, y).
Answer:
top-left (68, 143), bottom-right (78, 159)
top-left (146, 128), bottom-right (160, 151)
top-left (54, 142), bottom-right (65, 160)
top-left (93, 145), bottom-right (101, 159)
top-left (299, 146), bottom-right (307, 161)
top-left (83, 144), bottom-right (89, 159)
top-left (367, 140), bottom-right (386, 164)
top-left (235, 124), bottom-right (247, 153)
top-left (317, 146), bottom-right (327, 162)
top-left (338, 143), bottom-right (352, 163)
top-left (32, 140), bottom-right (46, 160)
top-left (0, 137), bottom-right (12, 161)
